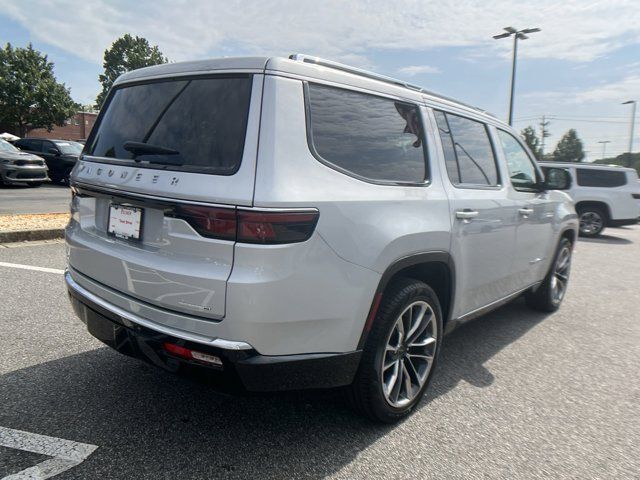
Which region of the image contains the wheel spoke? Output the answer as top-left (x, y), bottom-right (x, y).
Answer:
top-left (404, 356), bottom-right (423, 386)
top-left (402, 361), bottom-right (413, 400)
top-left (383, 357), bottom-right (398, 371)
top-left (396, 316), bottom-right (405, 345)
top-left (407, 307), bottom-right (432, 345)
top-left (409, 336), bottom-right (436, 348)
top-left (391, 361), bottom-right (404, 403)
top-left (406, 303), bottom-right (425, 340)
top-left (384, 360), bottom-right (401, 397)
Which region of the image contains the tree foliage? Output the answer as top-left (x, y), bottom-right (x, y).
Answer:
top-left (521, 126), bottom-right (541, 160)
top-left (0, 43), bottom-right (77, 136)
top-left (552, 129), bottom-right (585, 162)
top-left (96, 34), bottom-right (167, 107)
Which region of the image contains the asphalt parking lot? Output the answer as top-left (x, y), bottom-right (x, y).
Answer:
top-left (0, 184), bottom-right (71, 215)
top-left (1, 227), bottom-right (639, 479)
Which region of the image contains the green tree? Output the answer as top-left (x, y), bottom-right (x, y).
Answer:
top-left (96, 34), bottom-right (167, 107)
top-left (521, 126), bottom-right (541, 160)
top-left (0, 43), bottom-right (77, 137)
top-left (552, 129), bottom-right (585, 162)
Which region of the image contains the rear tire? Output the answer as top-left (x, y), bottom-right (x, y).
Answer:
top-left (525, 237), bottom-right (573, 312)
top-left (347, 278), bottom-right (443, 423)
top-left (577, 206), bottom-right (606, 237)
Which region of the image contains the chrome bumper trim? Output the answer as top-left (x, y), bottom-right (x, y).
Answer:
top-left (65, 270), bottom-right (253, 351)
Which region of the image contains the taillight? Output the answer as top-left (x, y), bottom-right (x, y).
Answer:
top-left (173, 205), bottom-right (237, 240)
top-left (237, 210), bottom-right (319, 244)
top-left (172, 206), bottom-right (319, 244)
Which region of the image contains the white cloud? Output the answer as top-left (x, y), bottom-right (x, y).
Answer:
top-left (397, 65), bottom-right (441, 76)
top-left (523, 75), bottom-right (640, 105)
top-left (1, 0), bottom-right (639, 64)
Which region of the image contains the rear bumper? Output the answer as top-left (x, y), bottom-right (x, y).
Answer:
top-left (66, 271), bottom-right (361, 391)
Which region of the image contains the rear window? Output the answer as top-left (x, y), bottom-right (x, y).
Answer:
top-left (86, 75), bottom-right (253, 175)
top-left (306, 83), bottom-right (427, 183)
top-left (576, 168), bottom-right (627, 188)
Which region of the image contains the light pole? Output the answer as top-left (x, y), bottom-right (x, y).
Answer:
top-left (622, 100), bottom-right (636, 167)
top-left (598, 140), bottom-right (611, 160)
top-left (493, 26), bottom-right (541, 126)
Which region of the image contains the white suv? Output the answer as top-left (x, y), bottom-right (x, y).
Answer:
top-left (539, 162), bottom-right (640, 237)
top-left (66, 55), bottom-right (578, 422)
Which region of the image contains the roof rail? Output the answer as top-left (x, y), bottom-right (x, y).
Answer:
top-left (288, 53), bottom-right (492, 117)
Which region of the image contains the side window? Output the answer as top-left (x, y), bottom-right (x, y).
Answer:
top-left (43, 141), bottom-right (55, 153)
top-left (434, 111), bottom-right (499, 186)
top-left (433, 111), bottom-right (460, 183)
top-left (306, 83), bottom-right (427, 183)
top-left (576, 169), bottom-right (627, 188)
top-left (497, 130), bottom-right (539, 191)
top-left (23, 140), bottom-right (42, 152)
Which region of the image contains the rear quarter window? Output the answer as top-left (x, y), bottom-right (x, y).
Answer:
top-left (86, 75), bottom-right (253, 175)
top-left (306, 83), bottom-right (427, 184)
top-left (576, 168), bottom-right (627, 188)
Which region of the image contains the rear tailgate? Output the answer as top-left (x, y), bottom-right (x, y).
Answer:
top-left (67, 73), bottom-right (263, 320)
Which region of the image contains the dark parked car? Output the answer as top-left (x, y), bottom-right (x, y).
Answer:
top-left (14, 138), bottom-right (83, 184)
top-left (0, 139), bottom-right (49, 186)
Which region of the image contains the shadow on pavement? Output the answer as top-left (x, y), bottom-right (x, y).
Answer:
top-left (0, 298), bottom-right (548, 479)
top-left (578, 234), bottom-right (632, 245)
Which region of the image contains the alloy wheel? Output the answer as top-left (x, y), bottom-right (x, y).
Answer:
top-left (579, 211), bottom-right (603, 236)
top-left (381, 300), bottom-right (437, 408)
top-left (551, 245), bottom-right (571, 304)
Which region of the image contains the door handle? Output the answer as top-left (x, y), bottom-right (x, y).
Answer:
top-left (456, 210), bottom-right (479, 220)
top-left (518, 207), bottom-right (534, 216)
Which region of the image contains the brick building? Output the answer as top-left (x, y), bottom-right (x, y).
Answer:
top-left (26, 111), bottom-right (99, 141)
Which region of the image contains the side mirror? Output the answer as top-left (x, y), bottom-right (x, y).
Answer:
top-left (542, 167), bottom-right (572, 190)
top-left (48, 147), bottom-right (60, 156)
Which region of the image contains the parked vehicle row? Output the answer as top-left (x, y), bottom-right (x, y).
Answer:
top-left (14, 138), bottom-right (82, 185)
top-left (65, 55), bottom-right (578, 422)
top-left (0, 138), bottom-right (83, 188)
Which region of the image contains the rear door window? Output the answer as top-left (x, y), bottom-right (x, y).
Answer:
top-left (434, 111), bottom-right (499, 187)
top-left (576, 168), bottom-right (627, 187)
top-left (306, 83), bottom-right (427, 183)
top-left (86, 75), bottom-right (253, 175)
top-left (18, 139), bottom-right (42, 152)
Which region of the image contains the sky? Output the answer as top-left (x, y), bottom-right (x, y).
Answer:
top-left (1, 0), bottom-right (639, 162)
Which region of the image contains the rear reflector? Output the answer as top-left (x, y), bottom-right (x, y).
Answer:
top-left (163, 342), bottom-right (223, 367)
top-left (172, 206), bottom-right (319, 244)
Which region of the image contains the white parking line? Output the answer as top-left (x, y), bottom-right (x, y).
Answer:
top-left (0, 262), bottom-right (64, 275)
top-left (0, 426), bottom-right (98, 479)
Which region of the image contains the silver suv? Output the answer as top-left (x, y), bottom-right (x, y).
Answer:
top-left (65, 55), bottom-right (578, 422)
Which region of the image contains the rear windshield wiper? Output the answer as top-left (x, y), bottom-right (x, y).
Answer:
top-left (123, 141), bottom-right (184, 165)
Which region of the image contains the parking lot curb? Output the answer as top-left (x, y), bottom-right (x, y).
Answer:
top-left (0, 228), bottom-right (65, 243)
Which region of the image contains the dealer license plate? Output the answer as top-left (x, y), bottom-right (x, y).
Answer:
top-left (108, 204), bottom-right (142, 240)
